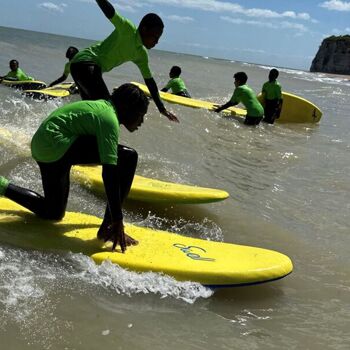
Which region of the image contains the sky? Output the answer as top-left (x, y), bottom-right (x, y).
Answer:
top-left (1, 0), bottom-right (350, 70)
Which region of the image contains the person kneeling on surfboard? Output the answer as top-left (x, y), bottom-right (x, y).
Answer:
top-left (70, 0), bottom-right (178, 123)
top-left (0, 60), bottom-right (34, 82)
top-left (48, 46), bottom-right (79, 90)
top-left (0, 83), bottom-right (148, 252)
top-left (261, 69), bottom-right (283, 124)
top-left (161, 66), bottom-right (191, 98)
top-left (214, 72), bottom-right (264, 126)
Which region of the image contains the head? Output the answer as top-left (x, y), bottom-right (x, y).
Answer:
top-left (138, 13), bottom-right (164, 49)
top-left (111, 83), bottom-right (149, 132)
top-left (269, 68), bottom-right (279, 82)
top-left (169, 66), bottom-right (181, 78)
top-left (66, 46), bottom-right (79, 60)
top-left (9, 59), bottom-right (19, 71)
top-left (233, 72), bottom-right (248, 87)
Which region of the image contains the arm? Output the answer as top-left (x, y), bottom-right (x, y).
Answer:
top-left (144, 77), bottom-right (179, 122)
top-left (102, 164), bottom-right (126, 251)
top-left (161, 87), bottom-right (169, 92)
top-left (214, 100), bottom-right (236, 113)
top-left (96, 0), bottom-right (115, 19)
top-left (49, 74), bottom-right (67, 87)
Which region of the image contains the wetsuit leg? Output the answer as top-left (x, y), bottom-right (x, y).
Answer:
top-left (244, 115), bottom-right (263, 125)
top-left (5, 159), bottom-right (71, 220)
top-left (263, 99), bottom-right (279, 124)
top-left (70, 62), bottom-right (110, 100)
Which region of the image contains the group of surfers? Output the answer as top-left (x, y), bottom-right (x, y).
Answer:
top-left (0, 0), bottom-right (283, 252)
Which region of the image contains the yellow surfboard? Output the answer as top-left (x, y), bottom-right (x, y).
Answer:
top-left (73, 165), bottom-right (229, 204)
top-left (0, 128), bottom-right (229, 204)
top-left (1, 79), bottom-right (46, 90)
top-left (131, 82), bottom-right (322, 123)
top-left (23, 82), bottom-right (76, 99)
top-left (0, 198), bottom-right (293, 287)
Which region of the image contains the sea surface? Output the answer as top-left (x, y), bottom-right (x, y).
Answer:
top-left (0, 26), bottom-right (349, 350)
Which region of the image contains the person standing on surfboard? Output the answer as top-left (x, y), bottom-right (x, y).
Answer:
top-left (0, 60), bottom-right (34, 82)
top-left (0, 83), bottom-right (148, 252)
top-left (261, 69), bottom-right (283, 124)
top-left (70, 0), bottom-right (178, 123)
top-left (161, 66), bottom-right (191, 98)
top-left (214, 72), bottom-right (264, 125)
top-left (48, 46), bottom-right (79, 88)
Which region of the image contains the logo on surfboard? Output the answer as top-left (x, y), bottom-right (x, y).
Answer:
top-left (173, 243), bottom-right (215, 262)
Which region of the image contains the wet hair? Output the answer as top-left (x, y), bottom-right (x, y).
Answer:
top-left (66, 46), bottom-right (79, 60)
top-left (139, 13), bottom-right (164, 30)
top-left (9, 59), bottom-right (19, 66)
top-left (269, 68), bottom-right (279, 81)
top-left (111, 83), bottom-right (149, 120)
top-left (170, 66), bottom-right (181, 77)
top-left (233, 72), bottom-right (248, 84)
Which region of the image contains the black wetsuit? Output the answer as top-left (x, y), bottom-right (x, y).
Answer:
top-left (5, 136), bottom-right (137, 223)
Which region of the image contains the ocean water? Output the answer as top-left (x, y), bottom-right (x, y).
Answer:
top-left (0, 26), bottom-right (349, 350)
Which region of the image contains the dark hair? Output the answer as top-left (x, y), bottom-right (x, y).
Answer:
top-left (66, 46), bottom-right (79, 60)
top-left (170, 66), bottom-right (181, 76)
top-left (269, 68), bottom-right (279, 81)
top-left (111, 83), bottom-right (149, 118)
top-left (139, 13), bottom-right (164, 30)
top-left (233, 72), bottom-right (248, 84)
top-left (10, 59), bottom-right (18, 66)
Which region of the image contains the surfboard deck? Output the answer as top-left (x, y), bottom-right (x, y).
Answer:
top-left (0, 128), bottom-right (229, 204)
top-left (131, 82), bottom-right (322, 123)
top-left (0, 198), bottom-right (293, 287)
top-left (73, 165), bottom-right (229, 204)
top-left (1, 79), bottom-right (47, 90)
top-left (23, 82), bottom-right (76, 99)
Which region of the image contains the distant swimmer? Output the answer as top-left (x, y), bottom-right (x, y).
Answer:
top-left (261, 69), bottom-right (283, 124)
top-left (48, 46), bottom-right (79, 88)
top-left (214, 71), bottom-right (264, 126)
top-left (161, 66), bottom-right (191, 98)
top-left (0, 83), bottom-right (148, 252)
top-left (70, 0), bottom-right (178, 122)
top-left (0, 60), bottom-right (34, 82)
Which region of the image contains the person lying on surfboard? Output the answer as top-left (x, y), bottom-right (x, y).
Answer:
top-left (48, 46), bottom-right (79, 91)
top-left (214, 71), bottom-right (264, 126)
top-left (70, 0), bottom-right (178, 123)
top-left (0, 60), bottom-right (34, 82)
top-left (261, 68), bottom-right (283, 124)
top-left (161, 66), bottom-right (191, 98)
top-left (0, 83), bottom-right (148, 253)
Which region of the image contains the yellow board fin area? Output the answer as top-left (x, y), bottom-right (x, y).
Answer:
top-left (0, 198), bottom-right (292, 287)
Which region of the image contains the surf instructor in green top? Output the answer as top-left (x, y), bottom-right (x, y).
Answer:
top-left (70, 0), bottom-right (178, 122)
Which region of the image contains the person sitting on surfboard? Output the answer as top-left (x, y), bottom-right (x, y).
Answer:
top-left (0, 60), bottom-right (34, 82)
top-left (214, 72), bottom-right (264, 126)
top-left (70, 0), bottom-right (178, 123)
top-left (161, 66), bottom-right (191, 98)
top-left (48, 46), bottom-right (79, 89)
top-left (0, 83), bottom-right (148, 253)
top-left (261, 68), bottom-right (283, 124)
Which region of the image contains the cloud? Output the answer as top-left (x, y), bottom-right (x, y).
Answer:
top-left (165, 15), bottom-right (194, 23)
top-left (145, 0), bottom-right (316, 22)
top-left (320, 0), bottom-right (350, 11)
top-left (221, 16), bottom-right (308, 33)
top-left (38, 2), bottom-right (67, 13)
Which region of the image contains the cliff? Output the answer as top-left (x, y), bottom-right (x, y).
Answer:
top-left (310, 35), bottom-right (350, 75)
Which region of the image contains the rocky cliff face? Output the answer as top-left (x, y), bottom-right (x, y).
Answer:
top-left (310, 35), bottom-right (350, 75)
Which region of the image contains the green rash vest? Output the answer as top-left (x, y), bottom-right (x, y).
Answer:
top-left (165, 77), bottom-right (187, 94)
top-left (63, 62), bottom-right (71, 77)
top-left (262, 81), bottom-right (282, 100)
top-left (31, 100), bottom-right (120, 165)
top-left (230, 84), bottom-right (264, 117)
top-left (71, 12), bottom-right (152, 78)
top-left (5, 68), bottom-right (33, 81)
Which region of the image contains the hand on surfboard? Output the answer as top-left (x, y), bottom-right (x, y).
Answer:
top-left (161, 109), bottom-right (179, 123)
top-left (98, 220), bottom-right (138, 252)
